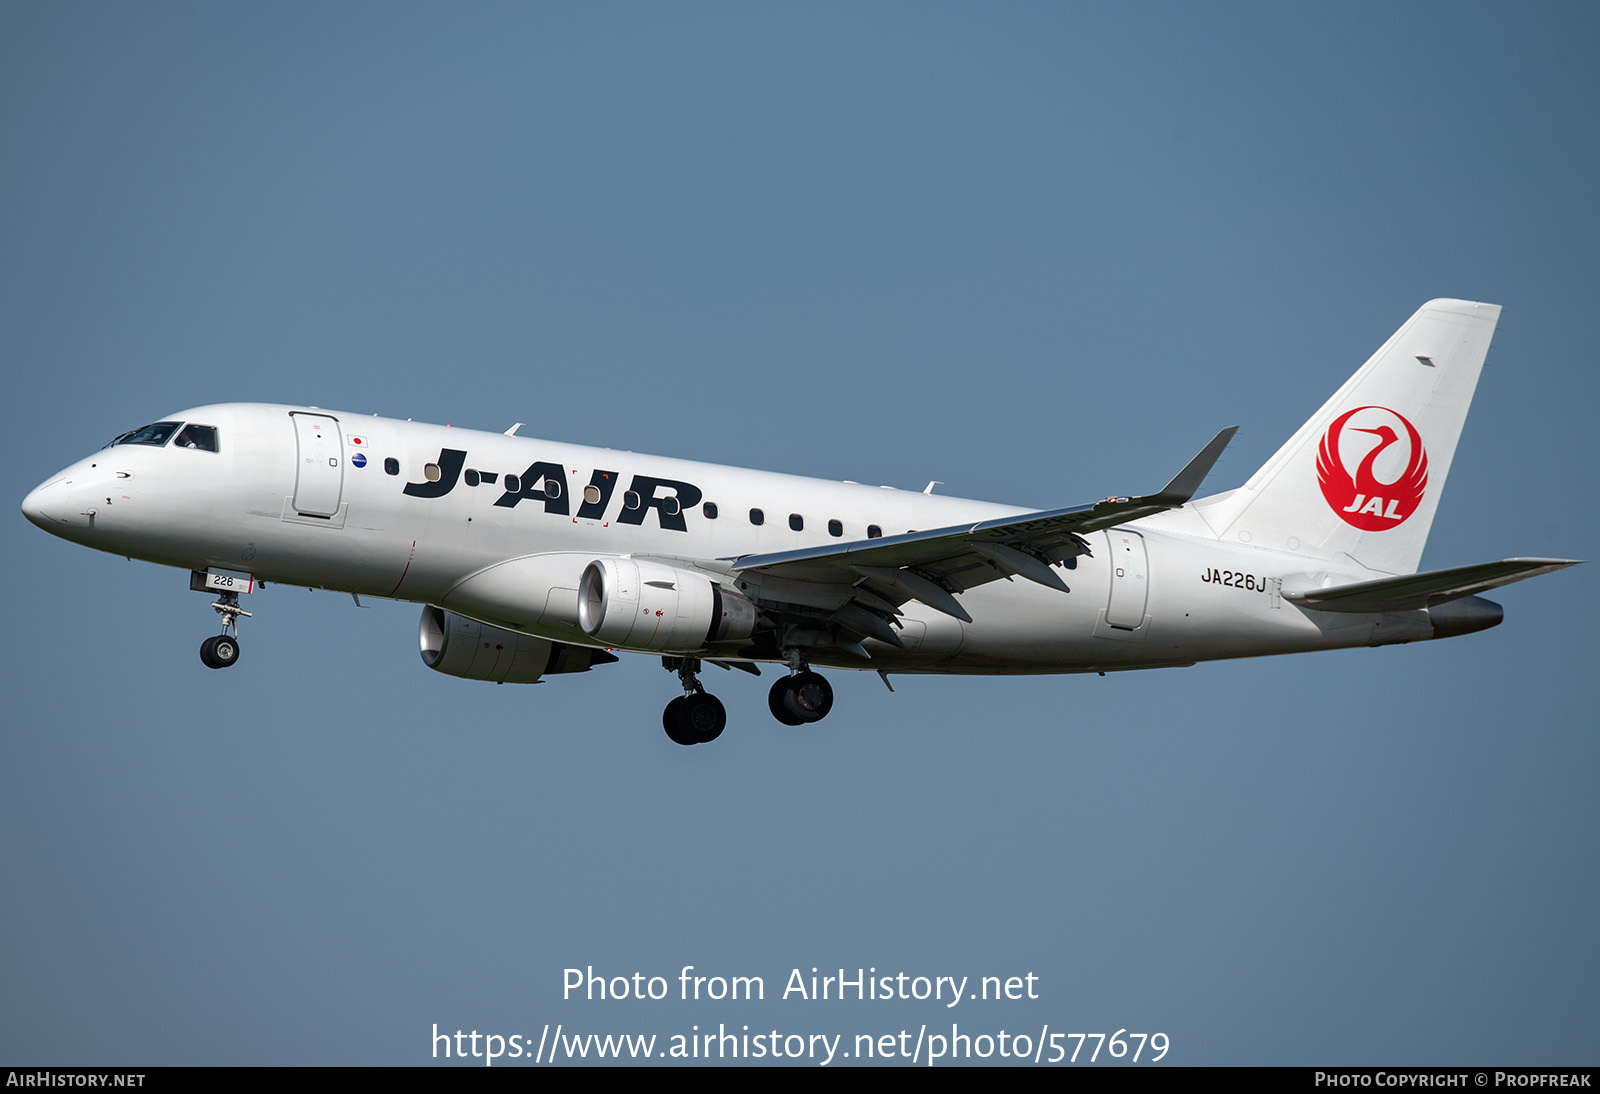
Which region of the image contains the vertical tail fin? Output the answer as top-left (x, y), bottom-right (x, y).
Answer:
top-left (1192, 299), bottom-right (1501, 575)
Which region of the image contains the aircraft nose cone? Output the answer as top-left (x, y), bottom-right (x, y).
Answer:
top-left (21, 479), bottom-right (67, 532)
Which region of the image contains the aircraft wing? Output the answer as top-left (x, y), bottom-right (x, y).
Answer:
top-left (728, 428), bottom-right (1237, 628)
top-left (1283, 558), bottom-right (1583, 613)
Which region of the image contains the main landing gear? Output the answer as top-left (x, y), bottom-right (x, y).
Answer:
top-left (660, 655), bottom-right (837, 745)
top-left (768, 671), bottom-right (833, 726)
top-left (199, 589), bottom-right (250, 670)
top-left (662, 657), bottom-right (727, 746)
top-left (769, 647), bottom-right (834, 727)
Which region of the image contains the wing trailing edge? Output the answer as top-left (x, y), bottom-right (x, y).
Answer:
top-left (730, 428), bottom-right (1237, 629)
top-left (731, 427), bottom-right (1238, 580)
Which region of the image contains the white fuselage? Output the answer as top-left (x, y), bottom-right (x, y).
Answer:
top-left (22, 402), bottom-right (1425, 676)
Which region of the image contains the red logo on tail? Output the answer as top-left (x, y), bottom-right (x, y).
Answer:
top-left (1316, 406), bottom-right (1428, 530)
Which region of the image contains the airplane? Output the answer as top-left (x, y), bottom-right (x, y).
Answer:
top-left (20, 299), bottom-right (1581, 746)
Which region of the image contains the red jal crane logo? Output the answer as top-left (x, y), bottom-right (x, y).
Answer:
top-left (1316, 406), bottom-right (1429, 530)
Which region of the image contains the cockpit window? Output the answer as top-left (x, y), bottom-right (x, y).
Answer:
top-left (110, 421), bottom-right (182, 447)
top-left (173, 424), bottom-right (218, 452)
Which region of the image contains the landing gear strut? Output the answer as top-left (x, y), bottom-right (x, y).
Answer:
top-left (199, 590), bottom-right (250, 670)
top-left (661, 657), bottom-right (727, 746)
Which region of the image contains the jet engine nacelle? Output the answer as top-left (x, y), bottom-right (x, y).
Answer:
top-left (419, 606), bottom-right (617, 684)
top-left (578, 557), bottom-right (758, 652)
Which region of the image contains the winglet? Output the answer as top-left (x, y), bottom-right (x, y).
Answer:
top-left (1146, 427), bottom-right (1238, 505)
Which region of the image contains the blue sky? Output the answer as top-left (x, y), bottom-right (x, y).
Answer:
top-left (3, 2), bottom-right (1596, 1066)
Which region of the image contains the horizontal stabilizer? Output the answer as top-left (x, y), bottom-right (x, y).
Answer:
top-left (1283, 558), bottom-right (1582, 613)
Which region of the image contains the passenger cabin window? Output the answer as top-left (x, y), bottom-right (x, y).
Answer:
top-left (867, 524), bottom-right (882, 538)
top-left (111, 421), bottom-right (181, 448)
top-left (464, 469), bottom-right (481, 487)
top-left (749, 508), bottom-right (764, 526)
top-left (623, 491), bottom-right (641, 510)
top-left (543, 478), bottom-right (561, 499)
top-left (789, 514), bottom-right (804, 531)
top-left (702, 502), bottom-right (718, 519)
top-left (384, 458), bottom-right (399, 476)
top-left (173, 424), bottom-right (218, 452)
top-left (828, 519), bottom-right (843, 537)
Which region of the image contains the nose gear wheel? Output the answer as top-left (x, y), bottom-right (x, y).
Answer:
top-left (199, 589), bottom-right (250, 669)
top-left (199, 634), bottom-right (240, 669)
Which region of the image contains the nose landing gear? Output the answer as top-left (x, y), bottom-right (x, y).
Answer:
top-left (199, 589), bottom-right (250, 670)
top-left (199, 633), bottom-right (239, 669)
